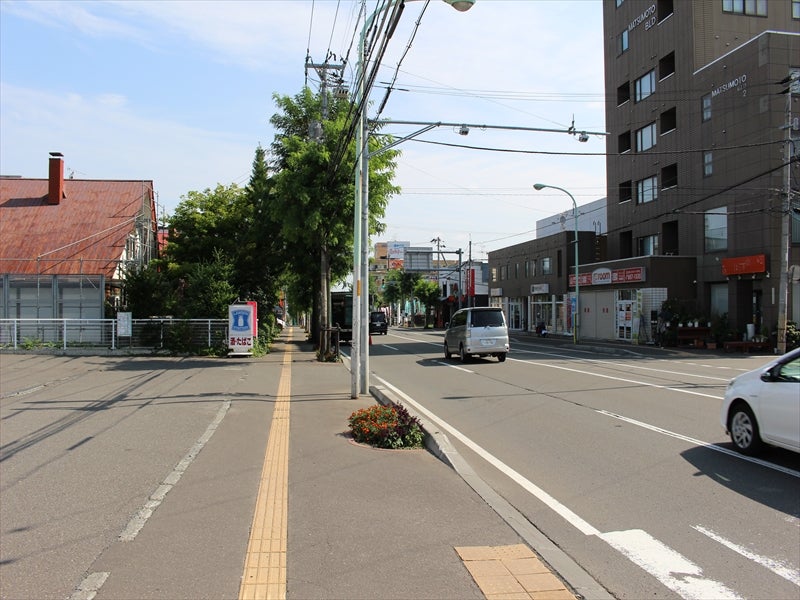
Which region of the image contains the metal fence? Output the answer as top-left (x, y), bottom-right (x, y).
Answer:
top-left (0, 318), bottom-right (229, 351)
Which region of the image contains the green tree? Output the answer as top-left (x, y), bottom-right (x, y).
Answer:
top-left (122, 261), bottom-right (176, 317)
top-left (414, 279), bottom-right (441, 328)
top-left (382, 269), bottom-right (402, 308)
top-left (180, 250), bottom-right (237, 318)
top-left (164, 184), bottom-right (245, 267)
top-left (268, 87), bottom-right (399, 353)
top-left (237, 146), bottom-right (285, 311)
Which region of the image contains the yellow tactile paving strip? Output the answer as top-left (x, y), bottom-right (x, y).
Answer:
top-left (455, 545), bottom-right (577, 600)
top-left (239, 340), bottom-right (293, 600)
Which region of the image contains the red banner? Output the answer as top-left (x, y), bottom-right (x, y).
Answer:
top-left (721, 254), bottom-right (766, 276)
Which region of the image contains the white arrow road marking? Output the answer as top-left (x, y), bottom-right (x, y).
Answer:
top-left (374, 375), bottom-right (742, 600)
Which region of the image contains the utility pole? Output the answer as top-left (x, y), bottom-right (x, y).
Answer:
top-left (305, 56), bottom-right (345, 140)
top-left (777, 70), bottom-right (798, 354)
top-left (305, 55), bottom-right (345, 359)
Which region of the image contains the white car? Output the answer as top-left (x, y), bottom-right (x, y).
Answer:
top-left (720, 347), bottom-right (800, 455)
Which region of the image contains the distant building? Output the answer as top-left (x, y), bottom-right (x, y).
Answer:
top-left (0, 152), bottom-right (158, 320)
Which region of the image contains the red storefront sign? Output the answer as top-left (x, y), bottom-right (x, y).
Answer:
top-left (721, 254), bottom-right (766, 276)
top-left (570, 267), bottom-right (646, 287)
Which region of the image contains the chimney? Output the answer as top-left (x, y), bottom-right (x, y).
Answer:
top-left (48, 152), bottom-right (64, 205)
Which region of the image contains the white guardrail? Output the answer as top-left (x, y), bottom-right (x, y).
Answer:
top-left (0, 318), bottom-right (229, 351)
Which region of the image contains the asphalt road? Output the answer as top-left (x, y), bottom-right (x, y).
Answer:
top-left (0, 354), bottom-right (274, 600)
top-left (362, 329), bottom-right (800, 600)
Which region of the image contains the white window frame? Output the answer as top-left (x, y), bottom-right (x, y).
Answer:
top-left (703, 151), bottom-right (713, 176)
top-left (638, 234), bottom-right (658, 256)
top-left (636, 175), bottom-right (658, 204)
top-left (701, 93), bottom-right (712, 122)
top-left (634, 70), bottom-right (656, 102)
top-left (704, 207), bottom-right (727, 252)
top-left (636, 122), bottom-right (657, 152)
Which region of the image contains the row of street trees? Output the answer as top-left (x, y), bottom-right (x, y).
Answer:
top-left (123, 87), bottom-right (400, 356)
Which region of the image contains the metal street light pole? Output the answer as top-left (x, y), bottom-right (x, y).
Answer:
top-left (534, 183), bottom-right (580, 344)
top-left (351, 0), bottom-right (476, 398)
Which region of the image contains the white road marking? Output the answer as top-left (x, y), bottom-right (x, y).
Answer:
top-left (434, 360), bottom-right (474, 373)
top-left (374, 375), bottom-right (741, 598)
top-left (507, 356), bottom-right (723, 399)
top-left (596, 410), bottom-right (800, 478)
top-left (119, 400), bottom-right (230, 541)
top-left (693, 525), bottom-right (800, 586)
top-left (70, 571), bottom-right (109, 600)
top-left (601, 529), bottom-right (741, 599)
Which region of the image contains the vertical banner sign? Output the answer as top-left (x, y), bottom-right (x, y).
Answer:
top-left (229, 304), bottom-right (255, 354)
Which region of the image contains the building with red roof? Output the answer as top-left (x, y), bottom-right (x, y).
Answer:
top-left (0, 152), bottom-right (157, 319)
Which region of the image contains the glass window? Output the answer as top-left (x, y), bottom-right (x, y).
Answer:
top-left (541, 257), bottom-right (552, 275)
top-left (710, 283), bottom-right (728, 316)
top-left (794, 0), bottom-right (800, 18)
top-left (705, 207), bottom-right (727, 252)
top-left (703, 151), bottom-right (713, 176)
top-left (722, 0), bottom-right (767, 16)
top-left (636, 122), bottom-right (657, 151)
top-left (638, 234), bottom-right (658, 256)
top-left (702, 94), bottom-right (712, 122)
top-left (636, 175), bottom-right (658, 204)
top-left (617, 29), bottom-right (629, 55)
top-left (491, 267), bottom-right (497, 282)
top-left (635, 70), bottom-right (656, 102)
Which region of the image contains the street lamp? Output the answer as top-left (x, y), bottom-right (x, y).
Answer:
top-left (351, 0), bottom-right (476, 398)
top-left (533, 183), bottom-right (580, 344)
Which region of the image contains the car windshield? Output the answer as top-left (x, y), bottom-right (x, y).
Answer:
top-left (371, 313), bottom-right (385, 322)
top-left (471, 311), bottom-right (504, 327)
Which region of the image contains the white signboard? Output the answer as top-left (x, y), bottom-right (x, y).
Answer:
top-left (228, 304), bottom-right (255, 354)
top-left (117, 312), bottom-right (132, 337)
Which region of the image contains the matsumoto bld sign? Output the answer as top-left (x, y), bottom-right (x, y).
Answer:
top-left (569, 267), bottom-right (646, 287)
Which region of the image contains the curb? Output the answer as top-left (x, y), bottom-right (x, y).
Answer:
top-left (370, 383), bottom-right (614, 600)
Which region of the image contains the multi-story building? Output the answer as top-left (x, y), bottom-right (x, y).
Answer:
top-left (604, 0), bottom-right (799, 343)
top-left (489, 1), bottom-right (799, 345)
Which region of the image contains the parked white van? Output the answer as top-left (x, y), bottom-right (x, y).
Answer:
top-left (444, 307), bottom-right (510, 362)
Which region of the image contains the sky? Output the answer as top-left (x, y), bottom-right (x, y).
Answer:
top-left (0, 0), bottom-right (608, 261)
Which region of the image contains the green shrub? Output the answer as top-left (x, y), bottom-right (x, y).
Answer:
top-left (348, 404), bottom-right (424, 449)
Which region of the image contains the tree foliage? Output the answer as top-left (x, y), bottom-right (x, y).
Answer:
top-left (414, 279), bottom-right (441, 328)
top-left (267, 87), bottom-right (400, 349)
top-left (124, 85), bottom-right (402, 349)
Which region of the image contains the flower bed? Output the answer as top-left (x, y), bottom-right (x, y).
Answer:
top-left (348, 403), bottom-right (424, 449)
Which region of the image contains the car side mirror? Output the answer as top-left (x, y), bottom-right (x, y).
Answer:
top-left (444, 322), bottom-right (449, 329)
top-left (760, 369), bottom-right (774, 382)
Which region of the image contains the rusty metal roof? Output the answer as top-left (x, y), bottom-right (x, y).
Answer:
top-left (0, 177), bottom-right (156, 278)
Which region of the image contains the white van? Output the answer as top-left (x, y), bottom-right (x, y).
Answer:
top-left (444, 307), bottom-right (509, 363)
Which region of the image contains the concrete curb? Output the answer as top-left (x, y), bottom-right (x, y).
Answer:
top-left (371, 383), bottom-right (614, 600)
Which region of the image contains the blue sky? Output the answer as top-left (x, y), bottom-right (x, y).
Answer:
top-left (1, 0), bottom-right (608, 259)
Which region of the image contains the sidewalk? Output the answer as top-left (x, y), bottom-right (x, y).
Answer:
top-left (275, 327), bottom-right (612, 600)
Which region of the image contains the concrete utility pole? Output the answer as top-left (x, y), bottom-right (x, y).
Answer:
top-left (305, 58), bottom-right (345, 140)
top-left (777, 70), bottom-right (798, 354)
